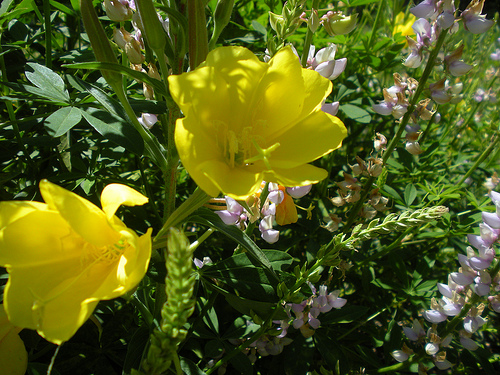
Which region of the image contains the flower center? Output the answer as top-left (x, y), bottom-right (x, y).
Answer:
top-left (216, 120), bottom-right (280, 170)
top-left (85, 238), bottom-right (128, 265)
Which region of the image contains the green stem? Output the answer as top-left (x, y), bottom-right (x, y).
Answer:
top-left (343, 29), bottom-right (449, 232)
top-left (367, 0), bottom-right (384, 48)
top-left (155, 188), bottom-right (212, 241)
top-left (113, 85), bottom-right (169, 172)
top-left (43, 0), bottom-right (52, 69)
top-left (299, 0), bottom-right (319, 68)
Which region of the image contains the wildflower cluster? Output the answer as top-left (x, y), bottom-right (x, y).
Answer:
top-left (373, 0), bottom-right (493, 156)
top-left (393, 191), bottom-right (500, 371)
top-left (212, 182), bottom-right (312, 244)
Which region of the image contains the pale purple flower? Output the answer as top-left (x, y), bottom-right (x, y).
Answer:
top-left (410, 0), bottom-right (438, 19)
top-left (321, 101), bottom-right (339, 116)
top-left (259, 215), bottom-right (279, 244)
top-left (403, 320), bottom-right (425, 341)
top-left (286, 185), bottom-right (312, 199)
top-left (460, 333), bottom-right (479, 351)
top-left (216, 196), bottom-right (246, 225)
top-left (423, 309), bottom-right (448, 323)
top-left (308, 44), bottom-right (347, 80)
top-left (193, 256), bottom-right (213, 268)
top-left (462, 0), bottom-right (494, 34)
top-left (391, 350), bottom-right (409, 362)
top-left (463, 314), bottom-right (486, 333)
top-left (138, 113), bottom-right (158, 129)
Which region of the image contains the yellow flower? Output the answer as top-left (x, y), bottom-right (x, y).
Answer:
top-left (394, 12), bottom-right (416, 38)
top-left (0, 180), bottom-right (152, 345)
top-left (0, 304), bottom-right (27, 375)
top-left (168, 46), bottom-right (347, 200)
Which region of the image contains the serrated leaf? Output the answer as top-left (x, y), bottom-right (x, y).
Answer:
top-left (44, 106), bottom-right (82, 137)
top-left (25, 63), bottom-right (69, 102)
top-left (79, 107), bottom-right (144, 154)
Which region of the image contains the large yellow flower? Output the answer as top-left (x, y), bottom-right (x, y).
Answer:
top-left (0, 180), bottom-right (152, 345)
top-left (168, 46), bottom-right (347, 199)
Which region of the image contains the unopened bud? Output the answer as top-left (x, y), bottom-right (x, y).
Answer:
top-left (308, 9), bottom-right (320, 33)
top-left (147, 63), bottom-right (161, 80)
top-left (125, 39), bottom-right (145, 64)
top-left (143, 82), bottom-right (154, 99)
top-left (374, 133), bottom-right (387, 151)
top-left (406, 141), bottom-right (423, 155)
top-left (321, 11), bottom-right (358, 36)
top-left (104, 0), bottom-right (133, 22)
top-left (113, 27), bottom-right (132, 49)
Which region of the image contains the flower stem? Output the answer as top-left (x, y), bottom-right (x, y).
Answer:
top-left (299, 0), bottom-right (319, 68)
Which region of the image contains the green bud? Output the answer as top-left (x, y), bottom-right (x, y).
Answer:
top-left (214, 0), bottom-right (234, 30)
top-left (322, 11), bottom-right (358, 36)
top-left (269, 12), bottom-right (285, 34)
top-left (308, 9), bottom-right (319, 33)
top-left (209, 0), bottom-right (235, 49)
top-left (135, 0), bottom-right (166, 52)
top-left (80, 0), bottom-right (121, 87)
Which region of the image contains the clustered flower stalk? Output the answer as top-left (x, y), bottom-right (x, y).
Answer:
top-left (142, 229), bottom-right (196, 375)
top-left (388, 191), bottom-right (500, 372)
top-left (343, 0), bottom-right (493, 232)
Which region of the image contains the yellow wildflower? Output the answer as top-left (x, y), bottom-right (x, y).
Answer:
top-left (394, 12), bottom-right (416, 38)
top-left (168, 46), bottom-right (347, 200)
top-left (0, 180), bottom-right (152, 345)
top-left (0, 304), bottom-right (27, 375)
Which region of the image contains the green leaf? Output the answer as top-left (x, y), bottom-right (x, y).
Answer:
top-left (25, 63), bottom-right (69, 103)
top-left (44, 106), bottom-right (82, 137)
top-left (79, 107), bottom-right (144, 154)
top-left (340, 104), bottom-right (371, 123)
top-left (404, 183), bottom-right (417, 207)
top-left (180, 357), bottom-right (207, 375)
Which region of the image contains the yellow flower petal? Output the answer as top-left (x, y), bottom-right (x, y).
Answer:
top-left (101, 184), bottom-right (149, 220)
top-left (200, 159), bottom-right (263, 200)
top-left (175, 117), bottom-right (224, 197)
top-left (269, 111), bottom-right (347, 169)
top-left (0, 306), bottom-right (27, 375)
top-left (0, 201), bottom-right (48, 228)
top-left (254, 47), bottom-right (306, 138)
top-left (0, 210), bottom-right (82, 268)
top-left (40, 180), bottom-right (120, 247)
top-left (267, 164), bottom-right (328, 187)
